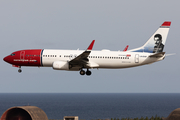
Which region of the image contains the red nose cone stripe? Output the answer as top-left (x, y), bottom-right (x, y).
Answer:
top-left (3, 57), bottom-right (7, 62)
top-left (3, 56), bottom-right (10, 63)
top-left (3, 49), bottom-right (43, 66)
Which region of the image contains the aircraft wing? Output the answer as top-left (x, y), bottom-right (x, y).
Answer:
top-left (69, 40), bottom-right (95, 68)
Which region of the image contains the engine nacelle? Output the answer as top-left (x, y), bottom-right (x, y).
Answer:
top-left (52, 61), bottom-right (69, 70)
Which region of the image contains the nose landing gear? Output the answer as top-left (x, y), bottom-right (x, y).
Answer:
top-left (18, 69), bottom-right (22, 73)
top-left (80, 69), bottom-right (92, 76)
top-left (18, 67), bottom-right (22, 73)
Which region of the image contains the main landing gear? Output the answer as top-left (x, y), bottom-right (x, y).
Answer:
top-left (80, 69), bottom-right (92, 76)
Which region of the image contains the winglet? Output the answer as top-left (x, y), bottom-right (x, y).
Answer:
top-left (87, 40), bottom-right (95, 50)
top-left (123, 45), bottom-right (129, 51)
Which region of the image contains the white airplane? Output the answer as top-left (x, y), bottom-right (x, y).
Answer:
top-left (3, 21), bottom-right (171, 76)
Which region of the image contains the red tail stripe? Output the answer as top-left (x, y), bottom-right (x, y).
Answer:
top-left (161, 21), bottom-right (171, 27)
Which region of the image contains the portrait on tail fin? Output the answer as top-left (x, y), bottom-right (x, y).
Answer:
top-left (153, 34), bottom-right (164, 53)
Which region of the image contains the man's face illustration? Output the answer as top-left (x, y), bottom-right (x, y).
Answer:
top-left (154, 34), bottom-right (162, 45)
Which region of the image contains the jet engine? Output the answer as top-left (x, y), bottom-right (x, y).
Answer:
top-left (53, 61), bottom-right (69, 70)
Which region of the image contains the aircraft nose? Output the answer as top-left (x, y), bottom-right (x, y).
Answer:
top-left (3, 56), bottom-right (9, 63)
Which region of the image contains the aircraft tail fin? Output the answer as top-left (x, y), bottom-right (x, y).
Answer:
top-left (129, 21), bottom-right (171, 53)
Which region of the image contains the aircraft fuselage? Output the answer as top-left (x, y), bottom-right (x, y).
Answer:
top-left (3, 49), bottom-right (162, 70)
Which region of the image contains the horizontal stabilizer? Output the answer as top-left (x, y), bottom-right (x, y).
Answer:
top-left (149, 52), bottom-right (165, 57)
top-left (165, 53), bottom-right (176, 56)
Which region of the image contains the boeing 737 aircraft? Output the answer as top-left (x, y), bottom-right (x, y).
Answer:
top-left (3, 21), bottom-right (171, 76)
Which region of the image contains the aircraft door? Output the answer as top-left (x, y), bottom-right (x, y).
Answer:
top-left (135, 54), bottom-right (139, 63)
top-left (20, 51), bottom-right (25, 62)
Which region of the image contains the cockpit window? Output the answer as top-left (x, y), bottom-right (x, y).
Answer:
top-left (10, 53), bottom-right (15, 56)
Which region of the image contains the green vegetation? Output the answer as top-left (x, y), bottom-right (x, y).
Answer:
top-left (109, 115), bottom-right (162, 120)
top-left (49, 115), bottom-right (163, 120)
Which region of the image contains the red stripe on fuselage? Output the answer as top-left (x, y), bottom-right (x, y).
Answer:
top-left (4, 49), bottom-right (42, 66)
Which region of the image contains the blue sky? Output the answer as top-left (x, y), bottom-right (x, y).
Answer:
top-left (0, 1), bottom-right (179, 93)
